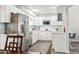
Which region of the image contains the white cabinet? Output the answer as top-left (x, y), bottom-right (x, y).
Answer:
top-left (5, 6), bottom-right (11, 23)
top-left (52, 33), bottom-right (69, 53)
top-left (0, 6), bottom-right (11, 23)
top-left (32, 31), bottom-right (39, 44)
top-left (0, 34), bottom-right (7, 49)
top-left (39, 31), bottom-right (52, 40)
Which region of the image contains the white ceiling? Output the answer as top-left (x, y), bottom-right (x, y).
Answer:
top-left (16, 5), bottom-right (72, 16)
top-left (25, 5), bottom-right (57, 15)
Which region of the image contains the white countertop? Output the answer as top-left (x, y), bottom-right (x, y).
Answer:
top-left (33, 30), bottom-right (65, 34)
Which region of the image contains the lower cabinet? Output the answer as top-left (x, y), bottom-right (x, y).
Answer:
top-left (32, 31), bottom-right (39, 44)
top-left (0, 34), bottom-right (7, 50)
top-left (39, 31), bottom-right (52, 40)
top-left (32, 31), bottom-right (53, 44)
top-left (53, 33), bottom-right (69, 53)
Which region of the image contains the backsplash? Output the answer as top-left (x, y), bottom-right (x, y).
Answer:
top-left (0, 23), bottom-right (5, 34)
top-left (5, 23), bottom-right (17, 34)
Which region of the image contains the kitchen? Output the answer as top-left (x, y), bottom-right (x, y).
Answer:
top-left (0, 5), bottom-right (70, 54)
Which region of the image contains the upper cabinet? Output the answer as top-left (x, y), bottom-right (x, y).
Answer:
top-left (0, 5), bottom-right (11, 23)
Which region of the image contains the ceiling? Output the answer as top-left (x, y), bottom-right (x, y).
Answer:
top-left (26, 5), bottom-right (57, 15)
top-left (16, 5), bottom-right (72, 16)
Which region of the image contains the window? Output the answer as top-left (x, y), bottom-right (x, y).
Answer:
top-left (58, 13), bottom-right (62, 21)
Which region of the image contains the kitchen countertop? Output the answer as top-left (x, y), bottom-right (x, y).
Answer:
top-left (33, 31), bottom-right (65, 34)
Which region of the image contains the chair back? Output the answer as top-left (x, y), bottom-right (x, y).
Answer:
top-left (4, 35), bottom-right (23, 54)
top-left (69, 33), bottom-right (76, 38)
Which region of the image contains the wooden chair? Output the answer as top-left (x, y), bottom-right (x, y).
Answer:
top-left (4, 35), bottom-right (23, 54)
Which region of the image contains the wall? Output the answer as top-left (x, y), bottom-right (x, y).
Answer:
top-left (68, 6), bottom-right (79, 40)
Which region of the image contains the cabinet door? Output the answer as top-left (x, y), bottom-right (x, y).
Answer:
top-left (0, 35), bottom-right (6, 49)
top-left (0, 35), bottom-right (2, 49)
top-left (39, 31), bottom-right (52, 40)
top-left (43, 32), bottom-right (52, 40)
top-left (0, 6), bottom-right (11, 23)
top-left (0, 6), bottom-right (6, 22)
top-left (53, 34), bottom-right (69, 53)
top-left (5, 6), bottom-right (11, 23)
top-left (32, 31), bottom-right (39, 44)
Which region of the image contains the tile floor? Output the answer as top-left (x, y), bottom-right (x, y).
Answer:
top-left (51, 42), bottom-right (79, 54)
top-left (70, 42), bottom-right (79, 54)
top-left (0, 42), bottom-right (79, 54)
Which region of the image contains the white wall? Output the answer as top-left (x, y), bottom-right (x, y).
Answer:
top-left (68, 6), bottom-right (79, 40)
